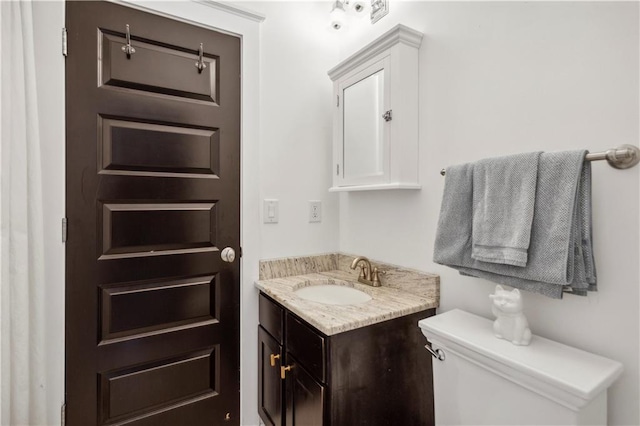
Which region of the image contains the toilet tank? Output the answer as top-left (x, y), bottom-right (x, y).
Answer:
top-left (418, 309), bottom-right (623, 426)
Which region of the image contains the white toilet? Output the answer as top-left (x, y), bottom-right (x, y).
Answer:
top-left (418, 309), bottom-right (623, 425)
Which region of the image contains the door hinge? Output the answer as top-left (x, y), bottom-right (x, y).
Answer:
top-left (61, 403), bottom-right (66, 426)
top-left (62, 28), bottom-right (68, 57)
top-left (336, 164), bottom-right (339, 176)
top-left (336, 95), bottom-right (339, 107)
top-left (62, 218), bottom-right (68, 243)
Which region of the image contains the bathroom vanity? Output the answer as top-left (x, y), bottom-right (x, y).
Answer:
top-left (255, 254), bottom-right (440, 426)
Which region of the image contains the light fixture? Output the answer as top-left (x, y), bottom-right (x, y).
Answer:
top-left (370, 0), bottom-right (389, 24)
top-left (330, 0), bottom-right (347, 30)
top-left (330, 0), bottom-right (387, 30)
top-left (330, 0), bottom-right (367, 30)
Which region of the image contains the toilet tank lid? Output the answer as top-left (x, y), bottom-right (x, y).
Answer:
top-left (418, 309), bottom-right (623, 406)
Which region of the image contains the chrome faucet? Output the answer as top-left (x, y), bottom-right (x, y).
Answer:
top-left (350, 256), bottom-right (383, 287)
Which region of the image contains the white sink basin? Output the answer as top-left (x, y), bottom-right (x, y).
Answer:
top-left (294, 282), bottom-right (372, 306)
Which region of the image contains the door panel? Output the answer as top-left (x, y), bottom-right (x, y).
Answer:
top-left (99, 349), bottom-right (216, 422)
top-left (65, 2), bottom-right (240, 425)
top-left (285, 356), bottom-right (325, 426)
top-left (258, 326), bottom-right (283, 426)
top-left (100, 274), bottom-right (218, 340)
top-left (98, 116), bottom-right (220, 178)
top-left (99, 202), bottom-right (217, 257)
top-left (98, 29), bottom-right (218, 103)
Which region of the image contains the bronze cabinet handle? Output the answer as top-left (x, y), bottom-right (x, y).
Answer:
top-left (270, 353), bottom-right (280, 367)
top-left (280, 365), bottom-right (292, 379)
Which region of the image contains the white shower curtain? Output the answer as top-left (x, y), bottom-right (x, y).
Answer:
top-left (0, 1), bottom-right (48, 424)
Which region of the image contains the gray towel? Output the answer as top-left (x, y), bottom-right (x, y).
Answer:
top-left (433, 150), bottom-right (596, 299)
top-left (472, 152), bottom-right (542, 267)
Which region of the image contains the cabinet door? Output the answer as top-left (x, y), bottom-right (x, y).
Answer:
top-left (285, 355), bottom-right (325, 426)
top-left (334, 57), bottom-right (391, 188)
top-left (258, 327), bottom-right (283, 426)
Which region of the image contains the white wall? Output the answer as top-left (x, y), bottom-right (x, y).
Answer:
top-left (33, 2), bottom-right (66, 423)
top-left (247, 1), bottom-right (340, 259)
top-left (336, 2), bottom-right (639, 425)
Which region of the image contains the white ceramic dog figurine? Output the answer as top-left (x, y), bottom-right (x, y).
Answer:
top-left (489, 285), bottom-right (532, 346)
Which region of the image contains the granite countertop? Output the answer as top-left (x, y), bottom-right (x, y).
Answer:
top-left (255, 253), bottom-right (440, 336)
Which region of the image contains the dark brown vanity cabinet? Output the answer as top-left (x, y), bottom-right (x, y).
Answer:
top-left (258, 293), bottom-right (436, 426)
top-left (258, 294), bottom-right (325, 426)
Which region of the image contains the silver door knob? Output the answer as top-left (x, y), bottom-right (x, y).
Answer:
top-left (221, 247), bottom-right (236, 263)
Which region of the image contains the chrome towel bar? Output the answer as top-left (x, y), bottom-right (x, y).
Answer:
top-left (439, 144), bottom-right (640, 176)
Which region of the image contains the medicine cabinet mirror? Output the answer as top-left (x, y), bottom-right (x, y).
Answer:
top-left (342, 62), bottom-right (387, 184)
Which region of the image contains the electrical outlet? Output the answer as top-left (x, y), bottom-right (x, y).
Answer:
top-left (309, 201), bottom-right (322, 223)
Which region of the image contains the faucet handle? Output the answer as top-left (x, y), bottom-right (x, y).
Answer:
top-left (371, 267), bottom-right (385, 286)
top-left (357, 264), bottom-right (367, 280)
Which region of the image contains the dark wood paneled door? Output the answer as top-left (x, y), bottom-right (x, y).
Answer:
top-left (65, 2), bottom-right (240, 425)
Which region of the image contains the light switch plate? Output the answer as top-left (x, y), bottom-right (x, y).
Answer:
top-left (309, 200), bottom-right (322, 223)
top-left (264, 199), bottom-right (278, 224)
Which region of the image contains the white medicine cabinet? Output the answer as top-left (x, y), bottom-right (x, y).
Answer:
top-left (328, 24), bottom-right (423, 192)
